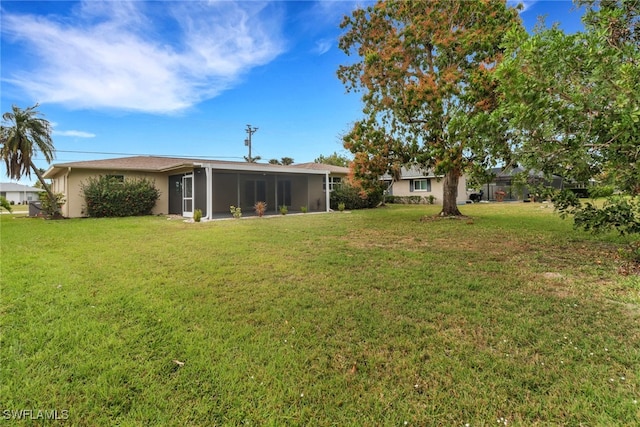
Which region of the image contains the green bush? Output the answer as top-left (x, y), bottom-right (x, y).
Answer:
top-left (330, 183), bottom-right (383, 210)
top-left (588, 185), bottom-right (615, 199)
top-left (193, 209), bottom-right (202, 222)
top-left (385, 195), bottom-right (426, 204)
top-left (38, 192), bottom-right (65, 217)
top-left (230, 206), bottom-right (242, 219)
top-left (0, 196), bottom-right (12, 213)
top-left (573, 196), bottom-right (640, 235)
top-left (81, 176), bottom-right (160, 218)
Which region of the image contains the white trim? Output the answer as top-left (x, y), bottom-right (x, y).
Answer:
top-left (204, 166), bottom-right (212, 220)
top-left (325, 171), bottom-right (330, 212)
top-left (182, 173), bottom-right (194, 218)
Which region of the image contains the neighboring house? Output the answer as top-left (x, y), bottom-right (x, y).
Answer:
top-left (43, 156), bottom-right (349, 219)
top-left (475, 167), bottom-right (568, 202)
top-left (381, 166), bottom-right (468, 205)
top-left (0, 182), bottom-right (45, 204)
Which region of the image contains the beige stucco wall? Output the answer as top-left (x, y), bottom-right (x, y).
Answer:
top-left (51, 169), bottom-right (170, 218)
top-left (389, 175), bottom-right (468, 204)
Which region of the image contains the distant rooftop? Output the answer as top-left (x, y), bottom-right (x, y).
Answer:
top-left (0, 182), bottom-right (45, 192)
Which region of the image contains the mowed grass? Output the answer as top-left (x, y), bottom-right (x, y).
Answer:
top-left (1, 203), bottom-right (639, 426)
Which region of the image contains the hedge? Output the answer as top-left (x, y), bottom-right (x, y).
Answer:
top-left (330, 183), bottom-right (383, 210)
top-left (82, 176), bottom-right (161, 217)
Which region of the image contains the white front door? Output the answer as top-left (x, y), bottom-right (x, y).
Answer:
top-left (182, 174), bottom-right (194, 217)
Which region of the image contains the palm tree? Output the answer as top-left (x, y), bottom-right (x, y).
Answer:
top-left (1, 104), bottom-right (60, 217)
top-left (243, 155), bottom-right (262, 163)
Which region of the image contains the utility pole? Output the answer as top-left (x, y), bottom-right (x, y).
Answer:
top-left (244, 124), bottom-right (258, 162)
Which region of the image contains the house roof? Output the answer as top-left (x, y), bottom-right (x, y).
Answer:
top-left (381, 165), bottom-right (439, 180)
top-left (0, 182), bottom-right (45, 192)
top-left (43, 156), bottom-right (343, 178)
top-left (293, 162), bottom-right (350, 174)
top-left (490, 166), bottom-right (561, 180)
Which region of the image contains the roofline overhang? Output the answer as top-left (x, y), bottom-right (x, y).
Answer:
top-left (42, 159), bottom-right (333, 177)
top-left (195, 162), bottom-right (330, 175)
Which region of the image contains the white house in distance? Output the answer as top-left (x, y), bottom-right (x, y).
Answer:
top-left (381, 166), bottom-right (468, 204)
top-left (0, 182), bottom-right (45, 204)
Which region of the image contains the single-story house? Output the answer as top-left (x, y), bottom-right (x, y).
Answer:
top-left (43, 156), bottom-right (350, 219)
top-left (381, 166), bottom-right (468, 205)
top-left (0, 182), bottom-right (45, 204)
top-left (474, 167), bottom-right (587, 202)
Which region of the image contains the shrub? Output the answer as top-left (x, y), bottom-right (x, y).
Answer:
top-left (38, 192), bottom-right (65, 218)
top-left (330, 183), bottom-right (383, 210)
top-left (193, 209), bottom-right (202, 222)
top-left (230, 206), bottom-right (242, 219)
top-left (0, 196), bottom-right (12, 213)
top-left (572, 196), bottom-right (640, 235)
top-left (383, 195), bottom-right (428, 205)
top-left (338, 202), bottom-right (346, 212)
top-left (300, 206), bottom-right (308, 213)
top-left (254, 201), bottom-right (267, 217)
top-left (279, 205), bottom-right (288, 215)
top-left (588, 185), bottom-right (615, 199)
top-left (81, 176), bottom-right (160, 217)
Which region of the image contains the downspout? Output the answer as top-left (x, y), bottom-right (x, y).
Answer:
top-left (325, 171), bottom-right (330, 212)
top-left (65, 167), bottom-right (71, 217)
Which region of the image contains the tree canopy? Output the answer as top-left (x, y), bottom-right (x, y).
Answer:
top-left (337, 0), bottom-right (522, 216)
top-left (496, 0), bottom-right (640, 233)
top-left (314, 151), bottom-right (352, 167)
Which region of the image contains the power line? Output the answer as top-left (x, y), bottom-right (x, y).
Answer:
top-left (39, 149), bottom-right (245, 160)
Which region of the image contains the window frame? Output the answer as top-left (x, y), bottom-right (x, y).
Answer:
top-left (412, 179), bottom-right (431, 192)
top-left (323, 176), bottom-right (342, 192)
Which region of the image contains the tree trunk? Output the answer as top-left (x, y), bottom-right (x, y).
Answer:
top-left (29, 161), bottom-right (62, 218)
top-left (439, 169), bottom-right (463, 217)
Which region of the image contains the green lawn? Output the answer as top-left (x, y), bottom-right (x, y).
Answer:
top-left (1, 204), bottom-right (639, 425)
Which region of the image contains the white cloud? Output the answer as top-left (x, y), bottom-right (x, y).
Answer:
top-left (1, 0), bottom-right (286, 114)
top-left (507, 1), bottom-right (538, 13)
top-left (53, 130), bottom-right (96, 138)
top-left (313, 39), bottom-right (333, 55)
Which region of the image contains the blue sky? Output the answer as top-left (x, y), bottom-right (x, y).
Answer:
top-left (1, 0), bottom-right (586, 184)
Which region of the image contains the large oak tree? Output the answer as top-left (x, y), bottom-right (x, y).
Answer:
top-left (337, 0), bottom-right (522, 216)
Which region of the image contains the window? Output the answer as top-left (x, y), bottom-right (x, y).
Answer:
top-left (323, 176), bottom-right (342, 191)
top-left (412, 179), bottom-right (431, 192)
